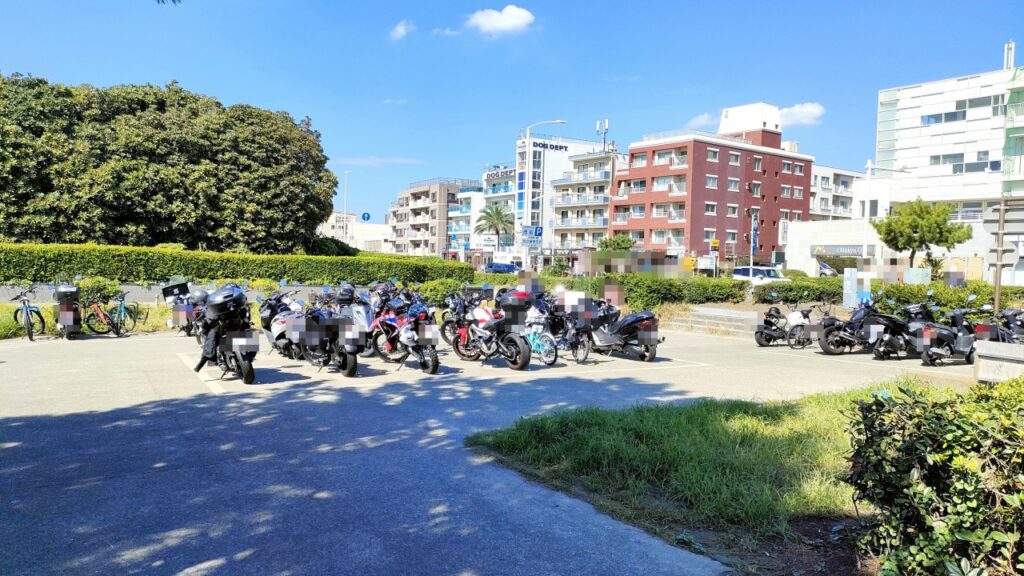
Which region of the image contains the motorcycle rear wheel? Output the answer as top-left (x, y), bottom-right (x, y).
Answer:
top-left (502, 333), bottom-right (531, 370)
top-left (439, 319), bottom-right (456, 346)
top-left (754, 330), bottom-right (773, 347)
top-left (236, 353), bottom-right (255, 385)
top-left (571, 337), bottom-right (591, 364)
top-left (451, 333), bottom-right (482, 361)
top-left (638, 344), bottom-right (657, 362)
top-left (818, 326), bottom-right (847, 355)
top-left (337, 351), bottom-right (358, 377)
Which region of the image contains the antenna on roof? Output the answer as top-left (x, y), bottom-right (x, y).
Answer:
top-left (596, 119), bottom-right (609, 152)
top-left (1005, 40), bottom-right (1016, 70)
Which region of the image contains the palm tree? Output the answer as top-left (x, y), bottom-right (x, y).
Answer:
top-left (474, 204), bottom-right (515, 250)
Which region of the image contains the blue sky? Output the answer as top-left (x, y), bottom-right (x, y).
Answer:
top-left (0, 1), bottom-right (1018, 222)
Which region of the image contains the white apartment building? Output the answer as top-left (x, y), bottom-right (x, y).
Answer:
top-left (808, 165), bottom-right (860, 220)
top-left (317, 211), bottom-right (393, 253)
top-left (515, 133), bottom-right (606, 268)
top-left (389, 178), bottom-right (477, 257)
top-left (550, 150), bottom-right (626, 253)
top-left (445, 181), bottom-right (487, 263)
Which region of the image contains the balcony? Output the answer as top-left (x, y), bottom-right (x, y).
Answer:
top-left (667, 237), bottom-right (684, 248)
top-left (409, 200), bottom-right (430, 210)
top-left (447, 205), bottom-right (471, 215)
top-left (668, 210), bottom-right (685, 223)
top-left (551, 170), bottom-right (612, 186)
top-left (485, 184), bottom-right (513, 195)
top-left (552, 194), bottom-right (611, 206)
top-left (557, 241), bottom-right (597, 250)
top-left (670, 155), bottom-right (688, 169)
top-left (408, 232), bottom-right (430, 241)
top-left (447, 225), bottom-right (471, 234)
top-left (409, 216), bottom-right (430, 225)
top-left (459, 186), bottom-right (483, 194)
top-left (948, 209), bottom-right (984, 222)
top-left (1007, 102), bottom-right (1024, 128)
top-left (553, 217), bottom-right (609, 229)
top-left (1006, 156), bottom-right (1024, 181)
top-left (669, 183), bottom-right (686, 196)
top-left (612, 214), bottom-right (629, 225)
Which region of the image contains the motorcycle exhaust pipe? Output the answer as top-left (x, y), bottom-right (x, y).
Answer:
top-left (928, 347), bottom-right (951, 358)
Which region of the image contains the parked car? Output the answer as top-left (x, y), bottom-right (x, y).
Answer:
top-left (732, 266), bottom-right (791, 286)
top-left (819, 261), bottom-right (838, 277)
top-left (483, 262), bottom-right (520, 274)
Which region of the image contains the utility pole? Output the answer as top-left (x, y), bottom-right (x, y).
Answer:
top-left (995, 198), bottom-right (1007, 312)
top-left (343, 170), bottom-right (351, 244)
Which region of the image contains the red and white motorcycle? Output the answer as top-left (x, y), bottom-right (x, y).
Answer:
top-left (451, 286), bottom-right (531, 370)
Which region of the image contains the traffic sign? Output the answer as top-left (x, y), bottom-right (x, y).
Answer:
top-left (521, 226), bottom-right (543, 237)
top-left (361, 212), bottom-right (371, 222)
top-left (982, 204), bottom-right (1024, 235)
top-left (710, 238), bottom-right (720, 249)
top-left (988, 243), bottom-right (1020, 268)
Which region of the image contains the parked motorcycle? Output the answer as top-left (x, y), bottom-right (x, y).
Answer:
top-left (451, 286), bottom-right (531, 370)
top-left (583, 297), bottom-right (662, 362)
top-left (755, 291), bottom-right (788, 347)
top-left (917, 295), bottom-right (986, 366)
top-left (52, 283), bottom-right (82, 339)
top-left (193, 283), bottom-right (259, 384)
top-left (787, 301), bottom-right (832, 350)
top-left (872, 299), bottom-right (936, 360)
top-left (542, 290), bottom-right (591, 363)
top-left (258, 288), bottom-right (306, 359)
top-left (819, 299), bottom-right (884, 355)
top-left (372, 291), bottom-right (440, 374)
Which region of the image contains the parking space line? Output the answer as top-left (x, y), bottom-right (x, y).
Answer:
top-left (756, 348), bottom-right (973, 381)
top-left (176, 352), bottom-right (225, 394)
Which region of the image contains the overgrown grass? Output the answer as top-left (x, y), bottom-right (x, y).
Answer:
top-left (0, 302), bottom-right (180, 338)
top-left (467, 379), bottom-right (951, 535)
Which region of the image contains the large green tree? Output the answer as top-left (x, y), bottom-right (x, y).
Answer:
top-left (0, 74), bottom-right (338, 254)
top-left (871, 199), bottom-right (972, 267)
top-left (474, 204), bottom-right (514, 248)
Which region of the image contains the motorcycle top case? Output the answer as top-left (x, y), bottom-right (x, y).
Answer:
top-left (335, 285), bottom-right (355, 306)
top-left (205, 284), bottom-right (248, 320)
top-left (161, 282), bottom-right (190, 301)
top-left (55, 284), bottom-right (80, 306)
top-left (498, 290), bottom-right (532, 311)
top-left (902, 303), bottom-right (931, 321)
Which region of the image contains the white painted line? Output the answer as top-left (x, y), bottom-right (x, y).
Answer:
top-left (176, 352), bottom-right (226, 394)
top-left (756, 349), bottom-right (973, 380)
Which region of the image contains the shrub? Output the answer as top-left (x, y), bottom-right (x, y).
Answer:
top-left (847, 381), bottom-right (1024, 575)
top-left (153, 243), bottom-right (187, 251)
top-left (542, 257), bottom-right (571, 277)
top-left (753, 277), bottom-right (843, 303)
top-left (782, 269), bottom-right (808, 278)
top-left (417, 278), bottom-right (464, 306)
top-left (819, 256), bottom-right (858, 273)
top-left (74, 276), bottom-right (122, 304)
top-left (0, 243), bottom-right (472, 285)
top-left (473, 272), bottom-right (517, 287)
top-left (614, 275), bottom-right (747, 310)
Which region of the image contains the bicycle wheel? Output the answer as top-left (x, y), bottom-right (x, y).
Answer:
top-left (787, 325), bottom-right (811, 350)
top-left (85, 311), bottom-right (112, 335)
top-left (120, 304), bottom-right (138, 333)
top-left (571, 336), bottom-right (591, 364)
top-left (538, 333), bottom-right (558, 366)
top-left (14, 308), bottom-right (44, 341)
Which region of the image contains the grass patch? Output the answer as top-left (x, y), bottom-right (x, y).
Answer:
top-left (467, 378), bottom-right (951, 536)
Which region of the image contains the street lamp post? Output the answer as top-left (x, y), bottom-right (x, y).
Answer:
top-left (343, 170), bottom-right (352, 245)
top-left (521, 119), bottom-right (567, 271)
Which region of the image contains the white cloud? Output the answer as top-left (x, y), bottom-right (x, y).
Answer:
top-left (432, 27), bottom-right (461, 36)
top-left (336, 157), bottom-right (424, 167)
top-left (381, 98), bottom-right (407, 105)
top-left (389, 19), bottom-right (416, 41)
top-left (686, 112), bottom-right (716, 129)
top-left (466, 5), bottom-right (535, 37)
top-left (779, 102), bottom-right (825, 127)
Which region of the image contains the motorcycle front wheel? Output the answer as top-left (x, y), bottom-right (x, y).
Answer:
top-left (359, 330), bottom-right (378, 358)
top-left (439, 319), bottom-right (456, 346)
top-left (451, 333), bottom-right (482, 361)
top-left (502, 333), bottom-right (531, 370)
top-left (373, 331), bottom-right (407, 363)
top-left (236, 353), bottom-right (255, 385)
top-left (420, 346), bottom-right (439, 374)
top-left (571, 336), bottom-right (591, 364)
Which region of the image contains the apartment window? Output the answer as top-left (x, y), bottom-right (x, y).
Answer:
top-left (707, 148), bottom-right (719, 162)
top-left (631, 153), bottom-right (647, 168)
top-left (632, 179), bottom-right (647, 193)
top-left (781, 185), bottom-right (791, 198)
top-left (576, 186), bottom-right (586, 194)
top-left (794, 186), bottom-right (804, 199)
top-left (593, 161), bottom-right (606, 171)
top-left (729, 152), bottom-right (741, 166)
top-left (921, 113), bottom-right (942, 125)
top-left (704, 202), bottom-right (717, 215)
top-left (594, 184), bottom-right (606, 194)
top-left (703, 229), bottom-right (716, 243)
top-left (820, 176), bottom-right (831, 188)
top-left (532, 150), bottom-right (542, 170)
top-left (794, 163), bottom-right (804, 175)
top-left (978, 151), bottom-right (989, 162)
top-left (944, 110), bottom-right (966, 122)
top-left (780, 210), bottom-right (790, 220)
top-left (793, 211), bottom-right (802, 221)
top-left (654, 150), bottom-right (672, 166)
top-left (727, 204), bottom-right (739, 217)
top-left (629, 230), bottom-right (645, 242)
top-left (653, 176), bottom-right (671, 192)
top-left (812, 174), bottom-right (818, 186)
top-left (727, 178), bottom-right (740, 192)
top-left (630, 204), bottom-right (645, 218)
top-left (726, 230), bottom-right (738, 243)
top-left (753, 156), bottom-right (763, 172)
top-left (782, 161), bottom-right (792, 173)
top-left (751, 181), bottom-right (761, 197)
top-left (652, 229), bottom-right (667, 244)
top-left (706, 175), bottom-right (718, 189)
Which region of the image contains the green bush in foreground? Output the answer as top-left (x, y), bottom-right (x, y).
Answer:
top-left (848, 380), bottom-right (1024, 575)
top-left (0, 242), bottom-right (472, 285)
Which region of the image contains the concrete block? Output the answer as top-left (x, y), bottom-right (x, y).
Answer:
top-left (974, 340), bottom-right (1024, 382)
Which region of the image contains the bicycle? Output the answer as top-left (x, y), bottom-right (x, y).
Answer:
top-left (523, 321), bottom-right (558, 366)
top-left (10, 285), bottom-right (45, 341)
top-left (84, 292), bottom-right (138, 336)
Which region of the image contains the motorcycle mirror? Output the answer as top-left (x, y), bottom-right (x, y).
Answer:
top-left (967, 293), bottom-right (977, 302)
top-left (242, 280), bottom-right (250, 288)
top-left (887, 299), bottom-right (895, 306)
top-left (927, 289), bottom-right (934, 297)
top-left (769, 291), bottom-right (778, 299)
top-left (323, 285), bottom-right (331, 293)
top-left (482, 283), bottom-right (490, 290)
top-left (982, 304), bottom-right (993, 311)
top-left (279, 279), bottom-right (287, 287)
top-left (931, 305), bottom-right (940, 311)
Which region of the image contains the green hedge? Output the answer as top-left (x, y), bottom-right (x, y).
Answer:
top-left (0, 243), bottom-right (473, 285)
top-left (473, 272), bottom-right (517, 287)
top-left (753, 277), bottom-right (843, 303)
top-left (848, 380), bottom-right (1024, 574)
top-left (782, 269), bottom-right (808, 279)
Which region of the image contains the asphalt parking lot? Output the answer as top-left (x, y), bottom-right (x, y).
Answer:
top-left (0, 329), bottom-right (973, 576)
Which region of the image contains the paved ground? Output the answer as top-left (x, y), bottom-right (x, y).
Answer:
top-left (0, 330), bottom-right (973, 576)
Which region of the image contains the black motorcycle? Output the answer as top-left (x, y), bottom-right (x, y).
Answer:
top-left (872, 301), bottom-right (936, 360)
top-left (542, 291), bottom-right (591, 363)
top-left (193, 283), bottom-right (258, 384)
top-left (819, 299), bottom-right (888, 355)
top-left (583, 298), bottom-right (662, 362)
top-left (918, 299), bottom-right (985, 366)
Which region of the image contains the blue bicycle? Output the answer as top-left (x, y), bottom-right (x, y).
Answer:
top-left (523, 321), bottom-right (558, 366)
top-left (10, 285), bottom-right (44, 341)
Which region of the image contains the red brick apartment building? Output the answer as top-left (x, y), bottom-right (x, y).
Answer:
top-left (610, 109), bottom-right (813, 262)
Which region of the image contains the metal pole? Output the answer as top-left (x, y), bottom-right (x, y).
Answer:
top-left (995, 197), bottom-right (1007, 312)
top-left (343, 170), bottom-right (351, 244)
top-left (749, 211), bottom-right (754, 266)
